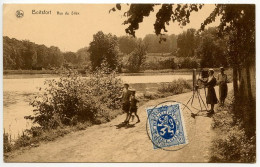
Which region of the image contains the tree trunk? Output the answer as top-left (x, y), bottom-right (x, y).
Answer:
top-left (233, 65), bottom-right (239, 98)
top-left (246, 63), bottom-right (253, 101)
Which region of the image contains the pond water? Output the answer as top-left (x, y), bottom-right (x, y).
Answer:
top-left (3, 74), bottom-right (192, 139)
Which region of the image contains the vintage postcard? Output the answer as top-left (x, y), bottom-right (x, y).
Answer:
top-left (2, 3), bottom-right (256, 163)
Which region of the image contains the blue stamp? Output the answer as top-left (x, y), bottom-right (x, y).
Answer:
top-left (146, 103), bottom-right (188, 149)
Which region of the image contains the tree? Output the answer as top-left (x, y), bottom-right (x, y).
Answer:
top-left (177, 28), bottom-right (197, 57)
top-left (22, 41), bottom-right (37, 69)
top-left (126, 41), bottom-right (147, 72)
top-left (88, 31), bottom-right (119, 70)
top-left (112, 4), bottom-right (255, 97)
top-left (36, 45), bottom-right (48, 68)
top-left (112, 3), bottom-right (255, 138)
top-left (118, 36), bottom-right (139, 54)
top-left (111, 4), bottom-right (203, 36)
top-left (76, 47), bottom-right (90, 67)
top-left (143, 34), bottom-right (177, 53)
top-left (3, 36), bottom-right (65, 70)
top-left (48, 46), bottom-right (64, 67)
top-left (64, 52), bottom-right (78, 64)
top-left (200, 5), bottom-right (255, 100)
top-left (197, 27), bottom-right (228, 67)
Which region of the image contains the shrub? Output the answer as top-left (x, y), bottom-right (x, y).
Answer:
top-left (86, 61), bottom-right (123, 121)
top-left (26, 61), bottom-right (123, 129)
top-left (143, 57), bottom-right (177, 70)
top-left (210, 125), bottom-right (256, 163)
top-left (210, 93), bottom-right (256, 163)
top-left (179, 57), bottom-right (198, 69)
top-left (158, 79), bottom-right (192, 94)
top-left (3, 133), bottom-right (12, 153)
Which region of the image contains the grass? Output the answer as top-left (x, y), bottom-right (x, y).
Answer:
top-left (210, 91), bottom-right (256, 163)
top-left (158, 79), bottom-right (192, 94)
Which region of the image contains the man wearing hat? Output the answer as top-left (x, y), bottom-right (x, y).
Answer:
top-left (217, 67), bottom-right (228, 106)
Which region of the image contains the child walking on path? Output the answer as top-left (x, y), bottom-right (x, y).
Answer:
top-left (127, 90), bottom-right (140, 123)
top-left (119, 84), bottom-right (131, 124)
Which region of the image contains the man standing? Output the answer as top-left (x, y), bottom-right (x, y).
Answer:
top-left (217, 67), bottom-right (228, 106)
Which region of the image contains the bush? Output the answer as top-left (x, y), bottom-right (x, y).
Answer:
top-left (144, 57), bottom-right (177, 70)
top-left (210, 93), bottom-right (256, 163)
top-left (26, 61), bottom-right (123, 129)
top-left (3, 133), bottom-right (12, 153)
top-left (86, 61), bottom-right (123, 121)
top-left (179, 57), bottom-right (198, 69)
top-left (158, 79), bottom-right (192, 94)
top-left (211, 125), bottom-right (256, 163)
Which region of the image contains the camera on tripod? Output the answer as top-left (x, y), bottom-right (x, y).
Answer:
top-left (193, 69), bottom-right (208, 91)
top-left (183, 69), bottom-right (208, 115)
top-left (200, 69), bottom-right (209, 79)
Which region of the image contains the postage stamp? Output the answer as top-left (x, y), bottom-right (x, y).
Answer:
top-left (146, 102), bottom-right (188, 149)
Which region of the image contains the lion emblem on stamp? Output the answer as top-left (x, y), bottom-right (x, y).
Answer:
top-left (146, 102), bottom-right (188, 149)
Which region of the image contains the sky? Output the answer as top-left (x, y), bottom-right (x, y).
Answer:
top-left (3, 4), bottom-right (220, 52)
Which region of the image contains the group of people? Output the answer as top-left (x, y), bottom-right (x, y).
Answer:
top-left (199, 67), bottom-right (228, 115)
top-left (119, 84), bottom-right (140, 125)
top-left (118, 67), bottom-right (228, 123)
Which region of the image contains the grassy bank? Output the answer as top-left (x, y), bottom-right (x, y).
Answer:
top-left (210, 92), bottom-right (256, 163)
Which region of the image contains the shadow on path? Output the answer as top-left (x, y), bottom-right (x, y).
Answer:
top-left (115, 122), bottom-right (136, 129)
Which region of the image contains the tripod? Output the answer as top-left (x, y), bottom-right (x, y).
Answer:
top-left (183, 69), bottom-right (208, 117)
top-left (184, 85), bottom-right (208, 114)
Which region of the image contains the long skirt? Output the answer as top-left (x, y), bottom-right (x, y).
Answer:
top-left (219, 83), bottom-right (228, 101)
top-left (206, 87), bottom-right (218, 104)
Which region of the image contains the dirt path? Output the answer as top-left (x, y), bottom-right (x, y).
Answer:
top-left (6, 84), bottom-right (233, 162)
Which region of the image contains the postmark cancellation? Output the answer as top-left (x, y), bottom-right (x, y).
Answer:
top-left (146, 102), bottom-right (188, 149)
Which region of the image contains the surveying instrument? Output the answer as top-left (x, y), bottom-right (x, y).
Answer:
top-left (183, 69), bottom-right (208, 117)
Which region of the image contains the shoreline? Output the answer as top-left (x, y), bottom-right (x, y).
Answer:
top-left (4, 79), bottom-right (193, 158)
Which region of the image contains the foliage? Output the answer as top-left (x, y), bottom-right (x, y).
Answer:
top-left (210, 93), bottom-right (256, 163)
top-left (144, 57), bottom-right (176, 70)
top-left (88, 31), bottom-right (120, 70)
top-left (125, 41), bottom-right (147, 72)
top-left (3, 36), bottom-right (89, 70)
top-left (178, 57), bottom-right (198, 69)
top-left (26, 62), bottom-right (123, 129)
top-left (26, 71), bottom-right (91, 129)
top-left (86, 60), bottom-right (123, 117)
top-left (118, 36), bottom-right (139, 54)
top-left (111, 4), bottom-right (203, 36)
top-left (197, 27), bottom-right (228, 67)
top-left (3, 37), bottom-right (63, 70)
top-left (112, 4), bottom-right (255, 71)
top-left (177, 28), bottom-right (197, 57)
top-left (143, 34), bottom-right (177, 53)
top-left (158, 79), bottom-right (192, 94)
top-left (3, 133), bottom-right (12, 153)
top-left (63, 52), bottom-right (78, 64)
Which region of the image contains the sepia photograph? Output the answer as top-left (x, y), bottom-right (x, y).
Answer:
top-left (2, 1), bottom-right (256, 163)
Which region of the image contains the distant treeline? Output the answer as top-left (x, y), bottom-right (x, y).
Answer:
top-left (3, 36), bottom-right (89, 70)
top-left (3, 27), bottom-right (229, 71)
